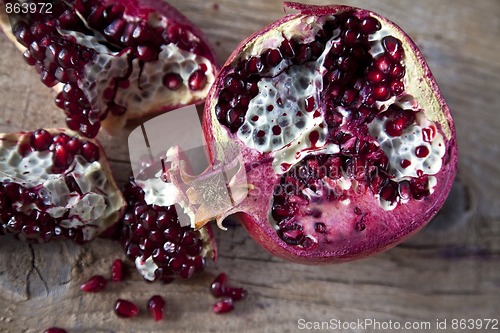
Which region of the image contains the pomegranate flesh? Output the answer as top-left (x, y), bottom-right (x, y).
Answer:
top-left (199, 3), bottom-right (457, 263)
top-left (119, 155), bottom-right (216, 282)
top-left (0, 0), bottom-right (217, 137)
top-left (0, 129), bottom-right (125, 243)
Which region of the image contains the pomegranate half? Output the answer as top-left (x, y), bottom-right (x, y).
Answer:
top-left (201, 3), bottom-right (457, 263)
top-left (0, 0), bottom-right (217, 137)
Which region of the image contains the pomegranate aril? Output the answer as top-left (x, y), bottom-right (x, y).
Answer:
top-left (212, 298), bottom-right (234, 314)
top-left (115, 299), bottom-right (139, 318)
top-left (80, 275), bottom-right (107, 293)
top-left (382, 36), bottom-right (403, 61)
top-left (280, 39), bottom-right (296, 59)
top-left (246, 57), bottom-right (264, 73)
top-left (265, 49), bottom-right (282, 67)
top-left (148, 295), bottom-right (166, 321)
top-left (225, 287), bottom-right (247, 301)
top-left (360, 17), bottom-right (381, 34)
top-left (188, 70), bottom-right (207, 91)
top-left (210, 273), bottom-right (228, 297)
top-left (44, 328), bottom-right (67, 333)
top-left (111, 259), bottom-right (124, 282)
top-left (162, 73), bottom-right (183, 90)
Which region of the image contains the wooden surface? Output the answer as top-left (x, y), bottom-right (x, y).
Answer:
top-left (0, 0), bottom-right (499, 332)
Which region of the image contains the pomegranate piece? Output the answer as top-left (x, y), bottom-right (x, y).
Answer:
top-left (198, 3), bottom-right (457, 263)
top-left (114, 299), bottom-right (139, 318)
top-left (111, 259), bottom-right (124, 282)
top-left (210, 273), bottom-right (247, 301)
top-left (0, 129), bottom-right (125, 243)
top-left (119, 170), bottom-right (216, 282)
top-left (0, 0), bottom-right (218, 137)
top-left (212, 298), bottom-right (234, 314)
top-left (44, 328), bottom-right (67, 333)
top-left (80, 275), bottom-right (107, 292)
top-left (147, 295), bottom-right (166, 321)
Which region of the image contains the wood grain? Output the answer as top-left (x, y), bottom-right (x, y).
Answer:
top-left (0, 0), bottom-right (499, 332)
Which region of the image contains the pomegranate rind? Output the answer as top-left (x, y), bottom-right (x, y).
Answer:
top-left (0, 128), bottom-right (126, 242)
top-left (203, 3), bottom-right (457, 263)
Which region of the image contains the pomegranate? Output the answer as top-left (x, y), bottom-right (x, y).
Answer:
top-left (196, 3), bottom-right (457, 263)
top-left (0, 128), bottom-right (125, 243)
top-left (119, 162), bottom-right (216, 282)
top-left (0, 0), bottom-right (217, 137)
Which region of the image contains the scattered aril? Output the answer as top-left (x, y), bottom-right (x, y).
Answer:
top-left (147, 295), bottom-right (166, 321)
top-left (114, 299), bottom-right (139, 318)
top-left (80, 275), bottom-right (108, 293)
top-left (212, 298), bottom-right (235, 314)
top-left (111, 259), bottom-right (124, 282)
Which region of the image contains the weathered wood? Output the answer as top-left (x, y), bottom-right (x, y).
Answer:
top-left (0, 0), bottom-right (499, 332)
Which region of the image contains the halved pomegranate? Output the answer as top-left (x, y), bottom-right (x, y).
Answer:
top-left (0, 129), bottom-right (125, 243)
top-left (197, 3), bottom-right (457, 263)
top-left (0, 0), bottom-right (217, 137)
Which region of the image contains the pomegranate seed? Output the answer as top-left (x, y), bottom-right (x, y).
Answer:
top-left (225, 287), bottom-right (247, 301)
top-left (147, 295), bottom-right (166, 321)
top-left (398, 180), bottom-right (411, 200)
top-left (272, 125), bottom-right (282, 135)
top-left (136, 45), bottom-right (157, 62)
top-left (188, 70), bottom-right (207, 91)
top-left (115, 299), bottom-right (139, 318)
top-left (390, 80), bottom-right (404, 96)
top-left (81, 142), bottom-right (100, 162)
top-left (31, 129), bottom-right (53, 151)
top-left (415, 145), bottom-right (430, 158)
top-left (372, 84), bottom-right (390, 101)
top-left (314, 222), bottom-right (327, 234)
top-left (343, 29), bottom-right (360, 45)
top-left (80, 275), bottom-right (107, 293)
top-left (210, 273), bottom-right (228, 297)
top-left (162, 73), bottom-right (183, 90)
top-left (111, 259), bottom-right (123, 282)
top-left (212, 298), bottom-right (234, 314)
top-left (382, 36), bottom-right (403, 61)
top-left (280, 39), bottom-right (296, 59)
top-left (266, 49), bottom-right (282, 66)
top-left (44, 328), bottom-right (67, 333)
top-left (360, 17), bottom-right (381, 34)
top-left (367, 69), bottom-right (383, 83)
top-left (400, 159), bottom-right (411, 168)
top-left (375, 55), bottom-right (391, 74)
top-left (246, 57), bottom-right (264, 73)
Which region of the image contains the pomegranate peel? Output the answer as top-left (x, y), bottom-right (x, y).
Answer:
top-left (194, 3), bottom-right (457, 263)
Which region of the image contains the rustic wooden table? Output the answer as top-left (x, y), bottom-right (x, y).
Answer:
top-left (0, 0), bottom-right (499, 332)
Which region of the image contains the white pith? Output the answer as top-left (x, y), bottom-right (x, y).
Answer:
top-left (236, 15), bottom-right (341, 174)
top-left (0, 133), bottom-right (123, 240)
top-left (135, 256), bottom-right (158, 281)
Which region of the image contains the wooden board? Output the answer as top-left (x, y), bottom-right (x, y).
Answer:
top-left (0, 0), bottom-right (499, 332)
